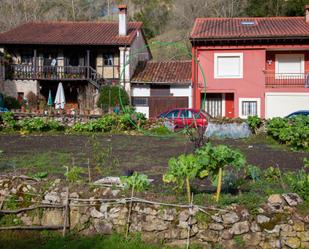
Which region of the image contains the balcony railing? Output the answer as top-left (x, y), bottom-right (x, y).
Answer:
top-left (8, 64), bottom-right (92, 81)
top-left (265, 71), bottom-right (309, 88)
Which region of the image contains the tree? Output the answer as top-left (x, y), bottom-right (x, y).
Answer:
top-left (97, 85), bottom-right (129, 111)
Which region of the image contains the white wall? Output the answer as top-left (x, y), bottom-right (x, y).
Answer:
top-left (170, 85), bottom-right (192, 108)
top-left (131, 85), bottom-right (150, 97)
top-left (135, 106), bottom-right (149, 118)
top-left (265, 92), bottom-right (309, 118)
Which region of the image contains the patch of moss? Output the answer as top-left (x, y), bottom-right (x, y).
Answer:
top-left (259, 213), bottom-right (288, 231)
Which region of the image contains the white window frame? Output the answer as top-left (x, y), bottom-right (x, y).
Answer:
top-left (214, 53), bottom-right (243, 79)
top-left (275, 54), bottom-right (304, 78)
top-left (239, 97), bottom-right (261, 119)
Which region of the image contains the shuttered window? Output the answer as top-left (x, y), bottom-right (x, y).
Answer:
top-left (214, 53), bottom-right (243, 78)
top-left (276, 54), bottom-right (304, 76)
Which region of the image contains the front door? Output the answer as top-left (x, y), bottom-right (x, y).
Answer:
top-left (225, 93), bottom-right (234, 118)
top-left (205, 93), bottom-right (222, 117)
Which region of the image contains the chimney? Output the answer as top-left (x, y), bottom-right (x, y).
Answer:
top-left (118, 5), bottom-right (127, 36)
top-left (306, 5), bottom-right (309, 23)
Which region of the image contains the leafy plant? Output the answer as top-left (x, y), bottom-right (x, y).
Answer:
top-left (283, 159), bottom-right (309, 201)
top-left (196, 144), bottom-right (246, 202)
top-left (64, 166), bottom-right (84, 183)
top-left (120, 172), bottom-right (150, 192)
top-left (246, 164), bottom-right (262, 182)
top-left (247, 115), bottom-right (262, 134)
top-left (263, 166), bottom-right (281, 182)
top-left (163, 154), bottom-right (207, 202)
top-left (1, 112), bottom-right (17, 130)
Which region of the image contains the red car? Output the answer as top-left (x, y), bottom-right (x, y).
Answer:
top-left (158, 108), bottom-right (210, 129)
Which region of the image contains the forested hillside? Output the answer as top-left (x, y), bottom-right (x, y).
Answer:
top-left (1, 0), bottom-right (308, 60)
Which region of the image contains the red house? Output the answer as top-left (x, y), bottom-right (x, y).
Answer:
top-left (190, 6), bottom-right (309, 119)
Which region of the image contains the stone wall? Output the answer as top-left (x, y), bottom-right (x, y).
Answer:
top-left (2, 79), bottom-right (38, 98)
top-left (0, 177), bottom-right (308, 249)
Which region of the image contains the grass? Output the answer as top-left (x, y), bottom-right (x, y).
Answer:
top-left (0, 233), bottom-right (169, 249)
top-left (0, 151), bottom-right (72, 174)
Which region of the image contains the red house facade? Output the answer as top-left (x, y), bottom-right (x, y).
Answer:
top-left (190, 8), bottom-right (309, 119)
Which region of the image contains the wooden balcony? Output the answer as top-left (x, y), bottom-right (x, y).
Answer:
top-left (265, 71), bottom-right (309, 88)
top-left (9, 65), bottom-right (90, 81)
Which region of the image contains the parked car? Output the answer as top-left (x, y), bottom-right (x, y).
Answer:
top-left (285, 110), bottom-right (309, 118)
top-left (158, 108), bottom-right (211, 129)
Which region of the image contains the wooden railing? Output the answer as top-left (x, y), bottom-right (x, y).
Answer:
top-left (9, 65), bottom-right (90, 81)
top-left (265, 71), bottom-right (309, 88)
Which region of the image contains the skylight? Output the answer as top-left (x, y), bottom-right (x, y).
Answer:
top-left (240, 21), bottom-right (257, 26)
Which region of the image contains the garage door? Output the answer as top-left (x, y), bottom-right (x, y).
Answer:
top-left (148, 97), bottom-right (188, 118)
top-left (265, 92), bottom-right (309, 118)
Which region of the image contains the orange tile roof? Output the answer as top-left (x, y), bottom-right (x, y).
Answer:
top-left (190, 17), bottom-right (309, 40)
top-left (0, 21), bottom-right (143, 46)
top-left (131, 60), bottom-right (191, 84)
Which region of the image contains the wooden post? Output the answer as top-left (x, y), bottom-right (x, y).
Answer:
top-left (87, 158), bottom-right (91, 183)
top-left (62, 187), bottom-right (69, 237)
top-left (125, 184), bottom-right (135, 239)
top-left (33, 49), bottom-right (37, 78)
top-left (86, 50), bottom-right (90, 79)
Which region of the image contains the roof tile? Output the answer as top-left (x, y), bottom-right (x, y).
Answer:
top-left (190, 17), bottom-right (309, 40)
top-left (0, 21), bottom-right (143, 46)
top-left (132, 61), bottom-right (191, 84)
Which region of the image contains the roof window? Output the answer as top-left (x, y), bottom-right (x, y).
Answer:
top-left (240, 21), bottom-right (257, 26)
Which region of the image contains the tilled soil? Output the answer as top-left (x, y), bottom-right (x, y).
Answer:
top-left (1, 134), bottom-right (308, 180)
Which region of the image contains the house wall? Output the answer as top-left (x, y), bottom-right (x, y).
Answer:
top-left (170, 85), bottom-right (192, 108)
top-left (195, 48), bottom-right (266, 117)
top-left (131, 84), bottom-right (150, 118)
top-left (3, 79), bottom-right (38, 98)
top-left (131, 84), bottom-right (191, 118)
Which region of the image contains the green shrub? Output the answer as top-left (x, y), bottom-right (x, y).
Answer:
top-left (247, 115), bottom-right (262, 134)
top-left (3, 95), bottom-right (21, 110)
top-left (97, 85), bottom-right (129, 111)
top-left (18, 118), bottom-right (63, 132)
top-left (71, 113), bottom-right (145, 133)
top-left (267, 116), bottom-right (309, 150)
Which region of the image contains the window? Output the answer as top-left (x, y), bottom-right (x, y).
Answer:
top-left (132, 97), bottom-right (148, 106)
top-left (275, 54), bottom-right (304, 77)
top-left (180, 110), bottom-right (193, 118)
top-left (214, 53), bottom-right (243, 78)
top-left (166, 110), bottom-right (180, 119)
top-left (103, 54), bottom-right (114, 66)
top-left (239, 98), bottom-right (261, 118)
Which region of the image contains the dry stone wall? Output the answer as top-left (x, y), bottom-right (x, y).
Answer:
top-left (0, 177), bottom-right (308, 249)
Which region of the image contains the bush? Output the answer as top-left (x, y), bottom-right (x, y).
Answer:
top-left (3, 95), bottom-right (21, 110)
top-left (120, 172), bottom-right (150, 192)
top-left (97, 85), bottom-right (129, 111)
top-left (267, 116), bottom-right (309, 150)
top-left (71, 113), bottom-right (146, 133)
top-left (247, 115), bottom-right (262, 134)
top-left (18, 118), bottom-right (63, 132)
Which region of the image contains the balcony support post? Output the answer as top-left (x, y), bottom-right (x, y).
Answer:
top-left (86, 50), bottom-right (90, 79)
top-left (33, 49), bottom-right (37, 78)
